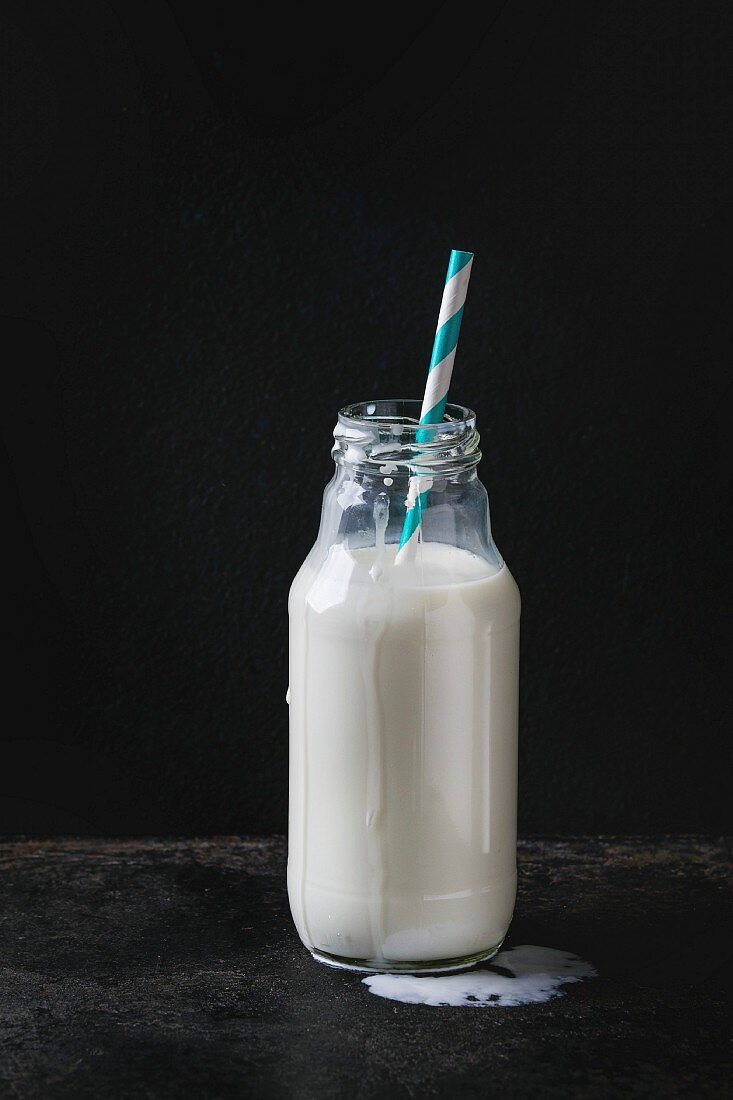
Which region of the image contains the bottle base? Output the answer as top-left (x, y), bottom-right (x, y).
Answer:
top-left (310, 940), bottom-right (505, 975)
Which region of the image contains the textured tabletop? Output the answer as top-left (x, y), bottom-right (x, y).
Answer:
top-left (1, 837), bottom-right (731, 1098)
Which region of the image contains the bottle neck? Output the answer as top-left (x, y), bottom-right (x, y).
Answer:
top-left (332, 399), bottom-right (481, 478)
top-left (317, 400), bottom-right (501, 569)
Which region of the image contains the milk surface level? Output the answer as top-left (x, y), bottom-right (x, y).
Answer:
top-left (288, 540), bottom-right (520, 971)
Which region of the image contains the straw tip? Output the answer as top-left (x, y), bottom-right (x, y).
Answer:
top-left (446, 249), bottom-right (474, 282)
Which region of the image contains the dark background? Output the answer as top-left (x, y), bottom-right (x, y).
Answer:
top-left (0, 0), bottom-right (730, 837)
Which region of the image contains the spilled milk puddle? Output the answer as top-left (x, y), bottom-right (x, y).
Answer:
top-left (362, 945), bottom-right (597, 1007)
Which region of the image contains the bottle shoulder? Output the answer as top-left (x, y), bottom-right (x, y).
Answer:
top-left (289, 542), bottom-right (521, 625)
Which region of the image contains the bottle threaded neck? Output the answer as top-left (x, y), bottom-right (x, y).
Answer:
top-left (333, 399), bottom-right (481, 474)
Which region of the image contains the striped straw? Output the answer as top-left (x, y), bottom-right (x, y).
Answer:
top-left (396, 249), bottom-right (473, 562)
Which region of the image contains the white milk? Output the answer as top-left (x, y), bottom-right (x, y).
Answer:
top-left (363, 945), bottom-right (598, 1006)
top-left (288, 540), bottom-right (520, 970)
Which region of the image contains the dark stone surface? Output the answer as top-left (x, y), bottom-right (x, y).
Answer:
top-left (1, 1), bottom-right (732, 837)
top-left (1, 837), bottom-right (731, 1098)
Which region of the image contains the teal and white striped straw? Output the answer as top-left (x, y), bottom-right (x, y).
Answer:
top-left (396, 249), bottom-right (473, 562)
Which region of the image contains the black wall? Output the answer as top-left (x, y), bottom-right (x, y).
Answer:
top-left (1, 0), bottom-right (731, 836)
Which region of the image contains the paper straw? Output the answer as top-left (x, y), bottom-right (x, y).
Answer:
top-left (396, 249), bottom-right (473, 562)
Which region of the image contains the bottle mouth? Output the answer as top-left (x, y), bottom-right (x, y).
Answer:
top-left (334, 399), bottom-right (480, 473)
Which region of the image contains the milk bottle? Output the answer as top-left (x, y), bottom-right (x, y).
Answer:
top-left (288, 400), bottom-right (520, 972)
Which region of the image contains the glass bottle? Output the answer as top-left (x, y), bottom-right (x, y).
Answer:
top-left (288, 400), bottom-right (520, 973)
